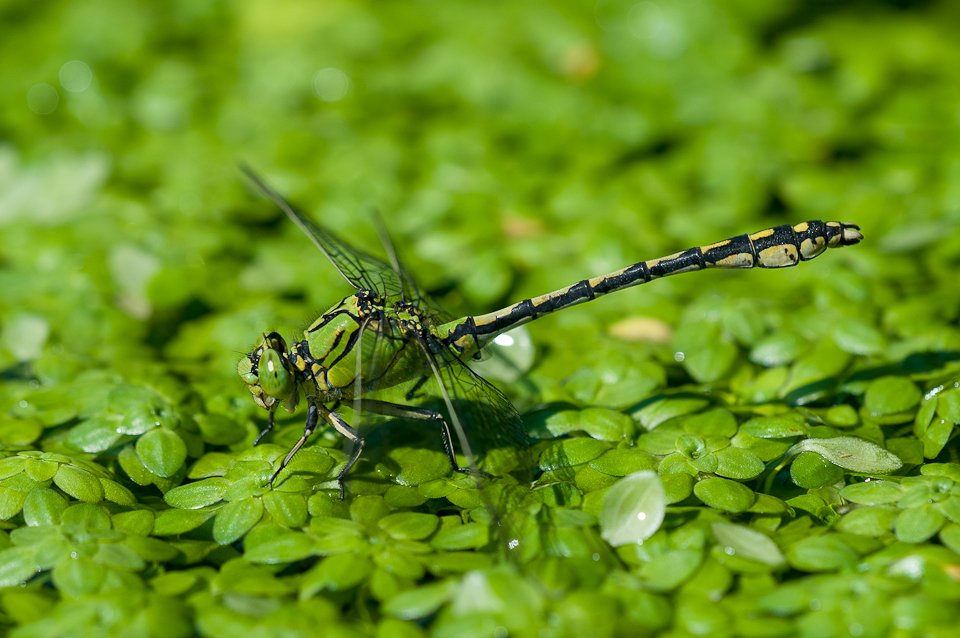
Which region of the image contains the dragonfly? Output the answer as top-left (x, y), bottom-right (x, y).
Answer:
top-left (238, 166), bottom-right (863, 499)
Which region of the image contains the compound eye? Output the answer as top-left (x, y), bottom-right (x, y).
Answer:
top-left (258, 348), bottom-right (294, 399)
top-left (237, 358), bottom-right (258, 385)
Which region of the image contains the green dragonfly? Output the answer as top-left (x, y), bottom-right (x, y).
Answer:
top-left (238, 167), bottom-right (863, 498)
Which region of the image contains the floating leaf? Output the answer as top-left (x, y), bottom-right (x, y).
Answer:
top-left (786, 536), bottom-right (858, 572)
top-left (840, 480), bottom-right (904, 505)
top-left (599, 471), bottom-right (666, 546)
top-left (712, 522), bottom-right (785, 567)
top-left (213, 497), bottom-right (264, 545)
top-left (895, 504), bottom-right (945, 544)
top-left (787, 437), bottom-right (902, 474)
top-left (165, 478), bottom-right (229, 509)
top-left (300, 553), bottom-right (373, 598)
top-left (694, 477), bottom-right (755, 513)
top-left (52, 465), bottom-right (103, 503)
top-left (136, 428), bottom-right (188, 478)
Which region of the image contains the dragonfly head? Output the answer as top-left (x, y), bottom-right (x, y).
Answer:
top-left (238, 332), bottom-right (296, 409)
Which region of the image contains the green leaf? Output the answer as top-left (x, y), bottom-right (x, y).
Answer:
top-left (213, 497), bottom-right (264, 544)
top-left (430, 523), bottom-right (490, 550)
top-left (165, 477), bottom-right (229, 509)
top-left (714, 447), bottom-right (765, 480)
top-left (749, 331), bottom-right (806, 367)
top-left (787, 437), bottom-right (902, 474)
top-left (118, 445), bottom-right (155, 486)
top-left (381, 580), bottom-right (456, 619)
top-left (588, 449), bottom-right (658, 476)
top-left (835, 506), bottom-right (898, 537)
top-left (539, 438), bottom-right (610, 470)
top-left (937, 389), bottom-right (960, 422)
top-left (194, 413), bottom-right (246, 445)
top-left (786, 536), bottom-right (858, 572)
top-left (790, 452), bottom-right (843, 489)
top-left (111, 510), bottom-right (154, 536)
top-left (52, 557), bottom-right (105, 597)
top-left (0, 457), bottom-right (27, 480)
top-left (245, 532), bottom-right (317, 564)
top-left (599, 470), bottom-right (665, 547)
top-left (61, 503), bottom-right (111, 531)
top-left (93, 543), bottom-right (146, 570)
top-left (0, 418), bottom-right (43, 446)
top-left (939, 523), bottom-right (960, 555)
top-left (22, 488), bottom-right (67, 526)
top-left (864, 377), bottom-right (921, 416)
top-left (895, 503), bottom-right (945, 543)
top-left (0, 486), bottom-right (27, 520)
top-left (152, 508), bottom-right (216, 536)
top-left (631, 396), bottom-right (710, 430)
top-left (832, 317), bottom-right (885, 355)
top-left (693, 477), bottom-right (755, 513)
top-left (639, 549), bottom-right (701, 590)
top-left (661, 473), bottom-right (695, 505)
top-left (712, 522), bottom-right (785, 567)
top-left (379, 512), bottom-right (440, 541)
top-left (100, 479), bottom-right (137, 506)
top-left (389, 448), bottom-right (450, 486)
top-left (53, 465), bottom-right (104, 503)
top-left (578, 408), bottom-right (635, 441)
top-left (741, 415), bottom-right (808, 439)
top-left (0, 546), bottom-right (38, 588)
top-left (840, 480), bottom-right (904, 505)
top-left (262, 491), bottom-right (308, 528)
top-left (921, 419), bottom-right (954, 459)
top-left (300, 553), bottom-right (373, 598)
top-left (67, 417), bottom-right (126, 453)
top-left (136, 428), bottom-right (188, 478)
top-left (124, 536), bottom-right (179, 562)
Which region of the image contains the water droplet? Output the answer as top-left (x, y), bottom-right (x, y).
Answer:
top-left (674, 351), bottom-right (685, 362)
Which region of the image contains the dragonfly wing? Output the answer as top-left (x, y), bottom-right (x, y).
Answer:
top-left (242, 165), bottom-right (413, 299)
top-left (420, 334), bottom-right (531, 477)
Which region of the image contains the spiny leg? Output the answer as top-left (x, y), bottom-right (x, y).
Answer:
top-left (327, 411), bottom-right (364, 501)
top-left (254, 408), bottom-right (276, 447)
top-left (361, 398), bottom-right (492, 479)
top-left (270, 399), bottom-right (320, 485)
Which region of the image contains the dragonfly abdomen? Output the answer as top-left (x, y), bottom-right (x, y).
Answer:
top-left (444, 221), bottom-right (861, 350)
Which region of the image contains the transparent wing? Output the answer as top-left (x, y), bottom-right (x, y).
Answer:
top-left (241, 165), bottom-right (416, 300)
top-left (421, 333), bottom-right (531, 476)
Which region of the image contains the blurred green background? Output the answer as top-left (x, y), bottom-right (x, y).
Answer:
top-left (3, 0), bottom-right (960, 636)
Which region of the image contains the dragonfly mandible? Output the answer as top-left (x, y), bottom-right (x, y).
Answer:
top-left (238, 167), bottom-right (863, 498)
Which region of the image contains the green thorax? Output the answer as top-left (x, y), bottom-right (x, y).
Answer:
top-left (297, 293), bottom-right (434, 399)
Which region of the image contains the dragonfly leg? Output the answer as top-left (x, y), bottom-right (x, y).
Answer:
top-left (326, 412), bottom-right (363, 500)
top-left (254, 408), bottom-right (276, 446)
top-left (269, 400), bottom-right (320, 485)
top-left (361, 399), bottom-right (493, 479)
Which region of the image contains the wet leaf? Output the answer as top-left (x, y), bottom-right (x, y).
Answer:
top-left (136, 428), bottom-right (188, 478)
top-left (712, 522), bottom-right (785, 567)
top-left (788, 437), bottom-right (902, 474)
top-left (599, 471), bottom-right (666, 547)
top-left (694, 477), bottom-right (755, 513)
top-left (213, 497), bottom-right (264, 545)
